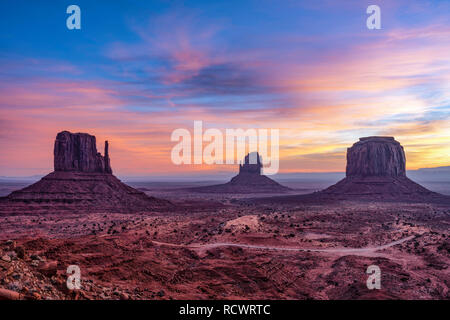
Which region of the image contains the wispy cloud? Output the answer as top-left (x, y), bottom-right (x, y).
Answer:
top-left (0, 3), bottom-right (449, 176)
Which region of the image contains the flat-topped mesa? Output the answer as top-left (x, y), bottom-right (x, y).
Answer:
top-left (346, 136), bottom-right (406, 178)
top-left (254, 136), bottom-right (448, 204)
top-left (315, 136), bottom-right (442, 200)
top-left (239, 152), bottom-right (262, 175)
top-left (54, 131), bottom-right (112, 174)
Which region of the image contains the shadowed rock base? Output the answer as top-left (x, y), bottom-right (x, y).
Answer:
top-left (322, 176), bottom-right (435, 198)
top-left (192, 173), bottom-right (291, 194)
top-left (0, 172), bottom-right (171, 213)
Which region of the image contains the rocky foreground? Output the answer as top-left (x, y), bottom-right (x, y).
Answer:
top-left (1, 197), bottom-right (449, 300)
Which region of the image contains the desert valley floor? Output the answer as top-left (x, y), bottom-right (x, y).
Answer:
top-left (0, 181), bottom-right (449, 300)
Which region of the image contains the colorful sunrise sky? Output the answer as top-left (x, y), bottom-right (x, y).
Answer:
top-left (0, 0), bottom-right (449, 177)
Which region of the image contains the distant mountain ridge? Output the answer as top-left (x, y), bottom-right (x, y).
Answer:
top-left (414, 166), bottom-right (450, 172)
top-left (1, 166), bottom-right (449, 182)
top-left (0, 175), bottom-right (44, 182)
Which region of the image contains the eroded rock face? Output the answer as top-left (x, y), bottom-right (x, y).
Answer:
top-left (54, 131), bottom-right (112, 174)
top-left (316, 136), bottom-right (441, 200)
top-left (190, 152), bottom-right (290, 193)
top-left (239, 152), bottom-right (262, 175)
top-left (346, 137), bottom-right (406, 178)
top-left (2, 131), bottom-right (171, 212)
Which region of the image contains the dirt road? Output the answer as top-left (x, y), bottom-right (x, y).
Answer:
top-left (152, 235), bottom-right (416, 256)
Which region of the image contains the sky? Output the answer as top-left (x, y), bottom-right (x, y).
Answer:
top-left (0, 0), bottom-right (449, 177)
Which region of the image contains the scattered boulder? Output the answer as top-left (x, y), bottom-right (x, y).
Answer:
top-left (38, 261), bottom-right (58, 277)
top-left (30, 254), bottom-right (44, 261)
top-left (15, 246), bottom-right (26, 259)
top-left (0, 288), bottom-right (22, 300)
top-left (5, 240), bottom-right (16, 248)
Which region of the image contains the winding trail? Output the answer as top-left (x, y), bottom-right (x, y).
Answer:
top-left (152, 235), bottom-right (416, 255)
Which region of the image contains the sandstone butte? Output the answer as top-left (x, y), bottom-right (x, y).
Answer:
top-left (189, 152), bottom-right (291, 193)
top-left (256, 136), bottom-right (449, 204)
top-left (321, 136), bottom-right (437, 199)
top-left (0, 131), bottom-right (171, 213)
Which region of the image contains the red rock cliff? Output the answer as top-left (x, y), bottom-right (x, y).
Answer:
top-left (346, 136), bottom-right (406, 178)
top-left (54, 131), bottom-right (112, 174)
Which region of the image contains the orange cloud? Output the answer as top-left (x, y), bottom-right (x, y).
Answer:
top-left (1, 21), bottom-right (449, 177)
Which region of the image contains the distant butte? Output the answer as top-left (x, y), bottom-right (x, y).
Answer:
top-left (0, 131), bottom-right (171, 213)
top-left (190, 152), bottom-right (291, 194)
top-left (321, 136), bottom-right (437, 198)
top-left (255, 137), bottom-right (449, 204)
